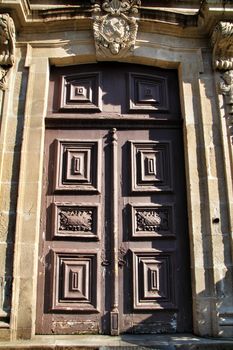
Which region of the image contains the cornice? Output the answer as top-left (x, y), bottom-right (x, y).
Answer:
top-left (0, 1), bottom-right (232, 40)
top-left (0, 1), bottom-right (200, 34)
top-left (198, 0), bottom-right (233, 35)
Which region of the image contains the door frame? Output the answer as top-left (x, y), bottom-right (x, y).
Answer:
top-left (10, 44), bottom-right (216, 339)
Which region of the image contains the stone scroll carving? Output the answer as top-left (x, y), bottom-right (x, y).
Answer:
top-left (211, 21), bottom-right (233, 71)
top-left (92, 0), bottom-right (140, 58)
top-left (0, 14), bottom-right (15, 90)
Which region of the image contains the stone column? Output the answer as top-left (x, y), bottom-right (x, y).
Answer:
top-left (0, 13), bottom-right (15, 339)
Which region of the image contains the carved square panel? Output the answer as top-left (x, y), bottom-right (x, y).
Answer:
top-left (131, 204), bottom-right (175, 239)
top-left (51, 203), bottom-right (99, 239)
top-left (51, 250), bottom-right (99, 312)
top-left (129, 73), bottom-right (169, 111)
top-left (59, 72), bottom-right (102, 111)
top-left (130, 141), bottom-right (172, 192)
top-left (54, 140), bottom-right (101, 192)
top-left (132, 250), bottom-right (176, 310)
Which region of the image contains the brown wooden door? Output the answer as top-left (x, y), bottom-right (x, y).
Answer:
top-left (36, 63), bottom-right (192, 335)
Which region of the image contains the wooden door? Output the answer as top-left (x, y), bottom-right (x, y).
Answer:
top-left (36, 63), bottom-right (192, 335)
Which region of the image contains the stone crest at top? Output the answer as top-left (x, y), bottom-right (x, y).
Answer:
top-left (92, 0), bottom-right (140, 58)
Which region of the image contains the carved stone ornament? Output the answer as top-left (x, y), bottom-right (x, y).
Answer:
top-left (219, 70), bottom-right (233, 127)
top-left (211, 21), bottom-right (233, 71)
top-left (59, 209), bottom-right (93, 232)
top-left (92, 0), bottom-right (140, 58)
top-left (0, 13), bottom-right (15, 90)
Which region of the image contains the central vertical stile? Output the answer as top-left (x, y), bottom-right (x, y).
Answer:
top-left (110, 128), bottom-right (119, 335)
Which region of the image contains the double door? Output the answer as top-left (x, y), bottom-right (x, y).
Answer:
top-left (37, 125), bottom-right (192, 334)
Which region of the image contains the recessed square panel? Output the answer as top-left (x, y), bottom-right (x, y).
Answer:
top-left (51, 203), bottom-right (99, 239)
top-left (59, 72), bottom-right (102, 111)
top-left (131, 204), bottom-right (175, 238)
top-left (132, 250), bottom-right (176, 310)
top-left (130, 141), bottom-right (172, 192)
top-left (54, 139), bottom-right (101, 192)
top-left (51, 250), bottom-right (99, 312)
top-left (129, 73), bottom-right (169, 112)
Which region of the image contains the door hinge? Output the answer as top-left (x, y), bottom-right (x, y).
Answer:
top-left (118, 246), bottom-right (127, 267)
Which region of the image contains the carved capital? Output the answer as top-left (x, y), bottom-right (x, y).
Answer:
top-left (211, 21), bottom-right (233, 71)
top-left (0, 13), bottom-right (15, 90)
top-left (92, 0), bottom-right (140, 59)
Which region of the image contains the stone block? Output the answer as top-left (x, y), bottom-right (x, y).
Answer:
top-left (0, 212), bottom-right (16, 242)
top-left (18, 244), bottom-right (36, 279)
top-left (193, 297), bottom-right (215, 336)
top-left (0, 183), bottom-right (18, 213)
top-left (0, 151), bottom-right (20, 182)
top-left (22, 151), bottom-right (42, 184)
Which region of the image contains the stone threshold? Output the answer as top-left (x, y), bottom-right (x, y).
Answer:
top-left (0, 334), bottom-right (233, 349)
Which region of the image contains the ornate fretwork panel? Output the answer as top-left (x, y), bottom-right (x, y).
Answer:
top-left (51, 203), bottom-right (99, 239)
top-left (131, 204), bottom-right (174, 238)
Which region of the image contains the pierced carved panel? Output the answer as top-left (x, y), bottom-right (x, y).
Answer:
top-left (59, 73), bottom-right (102, 111)
top-left (51, 203), bottom-right (99, 239)
top-left (130, 141), bottom-right (172, 192)
top-left (54, 140), bottom-right (101, 192)
top-left (51, 250), bottom-right (99, 312)
top-left (131, 204), bottom-right (174, 238)
top-left (129, 73), bottom-right (169, 112)
top-left (132, 250), bottom-right (176, 310)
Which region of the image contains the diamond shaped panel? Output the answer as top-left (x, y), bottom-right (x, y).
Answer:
top-left (129, 73), bottom-right (169, 111)
top-left (59, 73), bottom-right (102, 111)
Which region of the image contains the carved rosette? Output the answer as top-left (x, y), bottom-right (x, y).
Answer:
top-left (92, 0), bottom-right (140, 59)
top-left (0, 13), bottom-right (15, 90)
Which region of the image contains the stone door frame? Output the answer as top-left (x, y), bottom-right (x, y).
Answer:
top-left (7, 32), bottom-right (232, 339)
